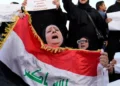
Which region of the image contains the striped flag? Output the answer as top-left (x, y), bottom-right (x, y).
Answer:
top-left (0, 14), bottom-right (105, 86)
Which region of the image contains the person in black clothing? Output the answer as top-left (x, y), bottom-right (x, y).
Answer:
top-left (62, 0), bottom-right (108, 50)
top-left (106, 0), bottom-right (120, 82)
top-left (77, 37), bottom-right (90, 50)
top-left (22, 0), bottom-right (68, 46)
top-left (96, 1), bottom-right (107, 20)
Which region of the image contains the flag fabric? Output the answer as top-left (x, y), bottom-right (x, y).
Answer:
top-left (0, 14), bottom-right (104, 86)
top-left (0, 61), bottom-right (29, 86)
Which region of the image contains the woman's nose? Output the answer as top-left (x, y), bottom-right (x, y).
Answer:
top-left (80, 42), bottom-right (84, 44)
top-left (52, 29), bottom-right (56, 33)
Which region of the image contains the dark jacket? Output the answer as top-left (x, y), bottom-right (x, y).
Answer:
top-left (62, 0), bottom-right (108, 50)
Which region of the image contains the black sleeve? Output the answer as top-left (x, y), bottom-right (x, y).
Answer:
top-left (62, 0), bottom-right (79, 20)
top-left (62, 0), bottom-right (88, 24)
top-left (107, 6), bottom-right (114, 13)
top-left (56, 7), bottom-right (68, 25)
top-left (55, 7), bottom-right (68, 42)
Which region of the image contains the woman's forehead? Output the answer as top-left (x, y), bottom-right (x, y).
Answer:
top-left (46, 25), bottom-right (59, 31)
top-left (80, 37), bottom-right (88, 40)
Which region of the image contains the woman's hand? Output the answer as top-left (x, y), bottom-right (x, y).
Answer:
top-left (108, 59), bottom-right (116, 73)
top-left (53, 0), bottom-right (60, 9)
top-left (100, 52), bottom-right (109, 68)
top-left (17, 0), bottom-right (27, 18)
top-left (22, 0), bottom-right (27, 6)
top-left (106, 18), bottom-right (112, 23)
top-left (18, 12), bottom-right (26, 18)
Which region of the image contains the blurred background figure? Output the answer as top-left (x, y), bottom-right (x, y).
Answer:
top-left (62, 0), bottom-right (108, 50)
top-left (96, 1), bottom-right (109, 45)
top-left (106, 0), bottom-right (120, 82)
top-left (77, 37), bottom-right (89, 50)
top-left (96, 1), bottom-right (112, 24)
top-left (96, 1), bottom-right (107, 19)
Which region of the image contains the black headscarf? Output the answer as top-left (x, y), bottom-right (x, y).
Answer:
top-left (78, 0), bottom-right (92, 12)
top-left (41, 24), bottom-right (66, 47)
top-left (107, 0), bottom-right (120, 13)
top-left (41, 24), bottom-right (48, 44)
top-left (78, 36), bottom-right (92, 50)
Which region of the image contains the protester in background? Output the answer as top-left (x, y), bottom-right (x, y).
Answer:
top-left (96, 1), bottom-right (112, 24)
top-left (96, 1), bottom-right (109, 45)
top-left (62, 0), bottom-right (108, 50)
top-left (77, 37), bottom-right (90, 50)
top-left (106, 0), bottom-right (120, 82)
top-left (96, 1), bottom-right (107, 19)
top-left (22, 0), bottom-right (68, 46)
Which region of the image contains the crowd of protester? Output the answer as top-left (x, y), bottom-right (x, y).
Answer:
top-left (0, 0), bottom-right (120, 85)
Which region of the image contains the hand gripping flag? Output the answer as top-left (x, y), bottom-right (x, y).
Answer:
top-left (0, 14), bottom-right (106, 86)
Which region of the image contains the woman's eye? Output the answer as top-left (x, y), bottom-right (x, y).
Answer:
top-left (47, 30), bottom-right (51, 33)
top-left (56, 29), bottom-right (59, 31)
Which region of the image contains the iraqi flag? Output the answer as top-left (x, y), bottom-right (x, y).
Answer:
top-left (0, 14), bottom-right (105, 86)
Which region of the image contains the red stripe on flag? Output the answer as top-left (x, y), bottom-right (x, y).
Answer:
top-left (13, 15), bottom-right (100, 76)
